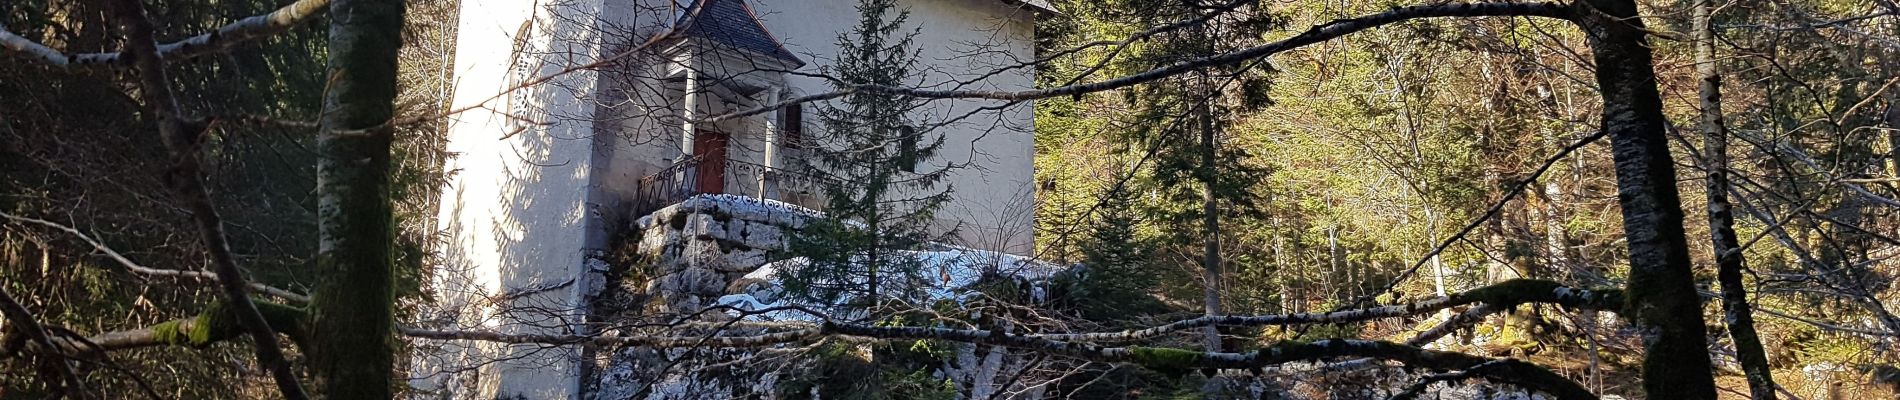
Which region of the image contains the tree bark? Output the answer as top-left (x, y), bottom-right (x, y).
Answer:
top-left (308, 0), bottom-right (405, 397)
top-left (1696, 2), bottom-right (1776, 398)
top-left (1573, 0), bottom-right (1717, 398)
top-left (1199, 85), bottom-right (1224, 356)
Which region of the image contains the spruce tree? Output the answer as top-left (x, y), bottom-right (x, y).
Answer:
top-left (1069, 184), bottom-right (1165, 321)
top-left (781, 0), bottom-right (954, 314)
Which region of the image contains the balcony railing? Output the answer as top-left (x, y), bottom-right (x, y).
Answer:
top-left (632, 156), bottom-right (838, 218)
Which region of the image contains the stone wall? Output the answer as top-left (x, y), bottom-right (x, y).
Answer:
top-left (628, 194), bottom-right (815, 313)
top-left (587, 194), bottom-right (1066, 399)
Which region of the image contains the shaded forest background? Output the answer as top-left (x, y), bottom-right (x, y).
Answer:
top-left (1032, 0), bottom-right (1900, 397)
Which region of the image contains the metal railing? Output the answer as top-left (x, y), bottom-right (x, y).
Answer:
top-left (631, 156), bottom-right (838, 218)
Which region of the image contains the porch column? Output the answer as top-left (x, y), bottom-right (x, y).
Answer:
top-left (760, 88), bottom-right (781, 199)
top-left (677, 60), bottom-right (698, 193)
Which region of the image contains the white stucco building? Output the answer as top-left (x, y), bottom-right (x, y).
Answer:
top-left (417, 0), bottom-right (1047, 398)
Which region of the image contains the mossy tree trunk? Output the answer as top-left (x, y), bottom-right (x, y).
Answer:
top-left (1573, 0), bottom-right (1717, 398)
top-left (308, 0), bottom-right (405, 397)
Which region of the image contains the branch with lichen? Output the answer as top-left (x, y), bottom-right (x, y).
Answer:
top-left (0, 0), bottom-right (329, 68)
top-left (4, 299), bottom-right (306, 355)
top-left (1031, 279), bottom-right (1621, 342)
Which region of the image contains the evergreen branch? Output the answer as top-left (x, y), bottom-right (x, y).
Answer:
top-left (1053, 0), bottom-right (1256, 88)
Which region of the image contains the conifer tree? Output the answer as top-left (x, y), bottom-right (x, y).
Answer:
top-left (1069, 183), bottom-right (1165, 320)
top-left (781, 0), bottom-right (954, 313)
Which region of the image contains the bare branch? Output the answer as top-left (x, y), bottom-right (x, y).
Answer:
top-left (1390, 360), bottom-right (1510, 400)
top-left (699, 1), bottom-right (1575, 123)
top-left (0, 212), bottom-right (310, 303)
top-left (1032, 279), bottom-right (1621, 342)
top-left (402, 327), bottom-right (818, 348)
top-left (1362, 130), bottom-right (1609, 307)
top-left (0, 0), bottom-right (330, 68)
top-left (0, 287), bottom-right (86, 392)
top-left (108, 0), bottom-right (307, 395)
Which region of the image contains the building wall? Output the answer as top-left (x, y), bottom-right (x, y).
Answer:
top-left (603, 0), bottom-right (1040, 254)
top-left (418, 0), bottom-right (618, 397)
top-left (422, 0), bottom-right (1039, 398)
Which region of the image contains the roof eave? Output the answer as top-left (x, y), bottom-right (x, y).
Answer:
top-left (1000, 0), bottom-right (1057, 16)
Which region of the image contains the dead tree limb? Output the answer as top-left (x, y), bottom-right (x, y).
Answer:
top-left (404, 325), bottom-right (1594, 399)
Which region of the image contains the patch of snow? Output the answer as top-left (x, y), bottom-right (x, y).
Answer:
top-left (729, 246), bottom-right (1066, 321)
top-left (676, 194), bottom-right (822, 221)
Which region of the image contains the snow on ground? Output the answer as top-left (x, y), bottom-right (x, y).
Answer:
top-left (717, 244), bottom-right (1066, 321)
top-left (635, 193), bottom-right (823, 230)
top-left (636, 193), bottom-right (1070, 321)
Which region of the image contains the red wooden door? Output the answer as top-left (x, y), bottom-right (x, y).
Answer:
top-left (693, 130), bottom-right (728, 194)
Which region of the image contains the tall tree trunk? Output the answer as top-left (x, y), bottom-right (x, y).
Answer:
top-left (1696, 1), bottom-right (1777, 398)
top-left (1886, 53), bottom-right (1900, 179)
top-left (1198, 90), bottom-right (1224, 355)
top-left (308, 0), bottom-right (405, 397)
top-left (1574, 0), bottom-right (1717, 398)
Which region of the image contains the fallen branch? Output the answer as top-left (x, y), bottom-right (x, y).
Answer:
top-left (1391, 359), bottom-right (1510, 400)
top-left (400, 326), bottom-right (819, 348)
top-left (1406, 304), bottom-right (1503, 347)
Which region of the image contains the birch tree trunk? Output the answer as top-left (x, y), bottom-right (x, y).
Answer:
top-left (1574, 0), bottom-right (1717, 398)
top-left (1696, 1), bottom-right (1777, 398)
top-left (308, 0), bottom-right (405, 397)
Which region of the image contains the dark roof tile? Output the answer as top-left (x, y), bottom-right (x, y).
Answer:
top-left (676, 0), bottom-right (805, 68)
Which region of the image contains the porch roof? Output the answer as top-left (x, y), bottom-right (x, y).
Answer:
top-left (675, 0), bottom-right (805, 68)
